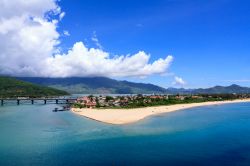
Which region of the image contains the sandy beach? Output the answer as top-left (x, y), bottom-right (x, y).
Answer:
top-left (71, 99), bottom-right (250, 125)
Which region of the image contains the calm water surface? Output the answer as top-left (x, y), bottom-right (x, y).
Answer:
top-left (1, 103), bottom-right (250, 166)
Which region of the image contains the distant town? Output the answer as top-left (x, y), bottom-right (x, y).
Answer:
top-left (73, 93), bottom-right (250, 109)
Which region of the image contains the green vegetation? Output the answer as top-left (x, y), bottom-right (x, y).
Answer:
top-left (17, 77), bottom-right (250, 95)
top-left (121, 94), bottom-right (246, 108)
top-left (101, 94), bottom-right (247, 109)
top-left (72, 93), bottom-right (249, 109)
top-left (121, 97), bottom-right (215, 109)
top-left (0, 77), bottom-right (69, 98)
top-left (105, 96), bottom-right (114, 102)
top-left (17, 77), bottom-right (167, 94)
top-left (72, 103), bottom-right (84, 109)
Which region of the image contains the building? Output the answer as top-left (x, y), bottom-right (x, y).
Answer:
top-left (85, 101), bottom-right (97, 108)
top-left (77, 96), bottom-right (96, 108)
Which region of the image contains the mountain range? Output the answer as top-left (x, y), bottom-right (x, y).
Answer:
top-left (168, 84), bottom-right (250, 94)
top-left (17, 77), bottom-right (166, 94)
top-left (17, 77), bottom-right (250, 95)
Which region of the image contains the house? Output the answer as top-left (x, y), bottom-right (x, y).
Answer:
top-left (119, 99), bottom-right (129, 106)
top-left (175, 96), bottom-right (185, 100)
top-left (191, 95), bottom-right (203, 99)
top-left (77, 96), bottom-right (90, 103)
top-left (150, 95), bottom-right (164, 99)
top-left (85, 101), bottom-right (97, 108)
top-left (76, 96), bottom-right (97, 108)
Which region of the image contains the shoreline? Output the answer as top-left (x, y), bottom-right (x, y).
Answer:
top-left (71, 99), bottom-right (250, 125)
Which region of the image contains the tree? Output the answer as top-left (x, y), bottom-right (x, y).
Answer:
top-left (105, 96), bottom-right (114, 102)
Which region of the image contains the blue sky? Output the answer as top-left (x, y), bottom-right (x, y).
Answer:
top-left (1, 0), bottom-right (250, 88)
top-left (55, 0), bottom-right (250, 88)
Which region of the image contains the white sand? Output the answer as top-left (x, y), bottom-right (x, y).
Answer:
top-left (71, 99), bottom-right (250, 125)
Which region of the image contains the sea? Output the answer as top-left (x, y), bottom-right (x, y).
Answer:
top-left (1, 102), bottom-right (250, 166)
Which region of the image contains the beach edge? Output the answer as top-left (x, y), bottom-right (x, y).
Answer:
top-left (71, 99), bottom-right (250, 125)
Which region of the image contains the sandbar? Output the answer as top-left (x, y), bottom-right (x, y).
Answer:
top-left (71, 99), bottom-right (250, 125)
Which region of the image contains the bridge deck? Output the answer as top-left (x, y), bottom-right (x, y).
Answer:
top-left (0, 98), bottom-right (77, 105)
top-left (0, 98), bottom-right (77, 100)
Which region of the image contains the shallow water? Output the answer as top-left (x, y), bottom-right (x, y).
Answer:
top-left (1, 103), bottom-right (250, 165)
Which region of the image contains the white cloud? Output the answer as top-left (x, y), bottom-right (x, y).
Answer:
top-left (63, 30), bottom-right (70, 36)
top-left (59, 12), bottom-right (65, 20)
top-left (0, 0), bottom-right (60, 76)
top-left (173, 76), bottom-right (186, 86)
top-left (0, 0), bottom-right (174, 78)
top-left (44, 42), bottom-right (173, 77)
top-left (91, 31), bottom-right (103, 49)
top-left (0, 0), bottom-right (58, 19)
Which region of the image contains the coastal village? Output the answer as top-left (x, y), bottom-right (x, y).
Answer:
top-left (74, 93), bottom-right (250, 109)
top-left (75, 95), bottom-right (170, 108)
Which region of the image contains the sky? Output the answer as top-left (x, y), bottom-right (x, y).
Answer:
top-left (0, 0), bottom-right (250, 88)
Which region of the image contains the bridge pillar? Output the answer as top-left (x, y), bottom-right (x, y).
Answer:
top-left (31, 100), bottom-right (34, 104)
top-left (44, 100), bottom-right (47, 104)
top-left (17, 100), bottom-right (20, 105)
top-left (1, 100), bottom-right (3, 106)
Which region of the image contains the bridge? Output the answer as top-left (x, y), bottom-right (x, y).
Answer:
top-left (0, 98), bottom-right (77, 105)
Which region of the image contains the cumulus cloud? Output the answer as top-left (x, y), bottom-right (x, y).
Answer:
top-left (44, 42), bottom-right (173, 77)
top-left (0, 0), bottom-right (174, 78)
top-left (173, 76), bottom-right (186, 86)
top-left (0, 0), bottom-right (60, 76)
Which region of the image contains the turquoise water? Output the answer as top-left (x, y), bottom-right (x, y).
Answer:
top-left (1, 103), bottom-right (250, 165)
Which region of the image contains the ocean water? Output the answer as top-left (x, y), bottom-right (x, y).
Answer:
top-left (1, 103), bottom-right (250, 166)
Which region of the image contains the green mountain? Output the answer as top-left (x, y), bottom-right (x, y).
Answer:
top-left (166, 84), bottom-right (250, 94)
top-left (16, 77), bottom-right (250, 95)
top-left (194, 84), bottom-right (250, 94)
top-left (0, 77), bottom-right (69, 98)
top-left (18, 77), bottom-right (167, 94)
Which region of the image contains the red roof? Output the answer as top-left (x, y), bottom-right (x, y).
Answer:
top-left (86, 102), bottom-right (96, 106)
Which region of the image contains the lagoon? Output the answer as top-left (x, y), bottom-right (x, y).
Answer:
top-left (1, 103), bottom-right (250, 165)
